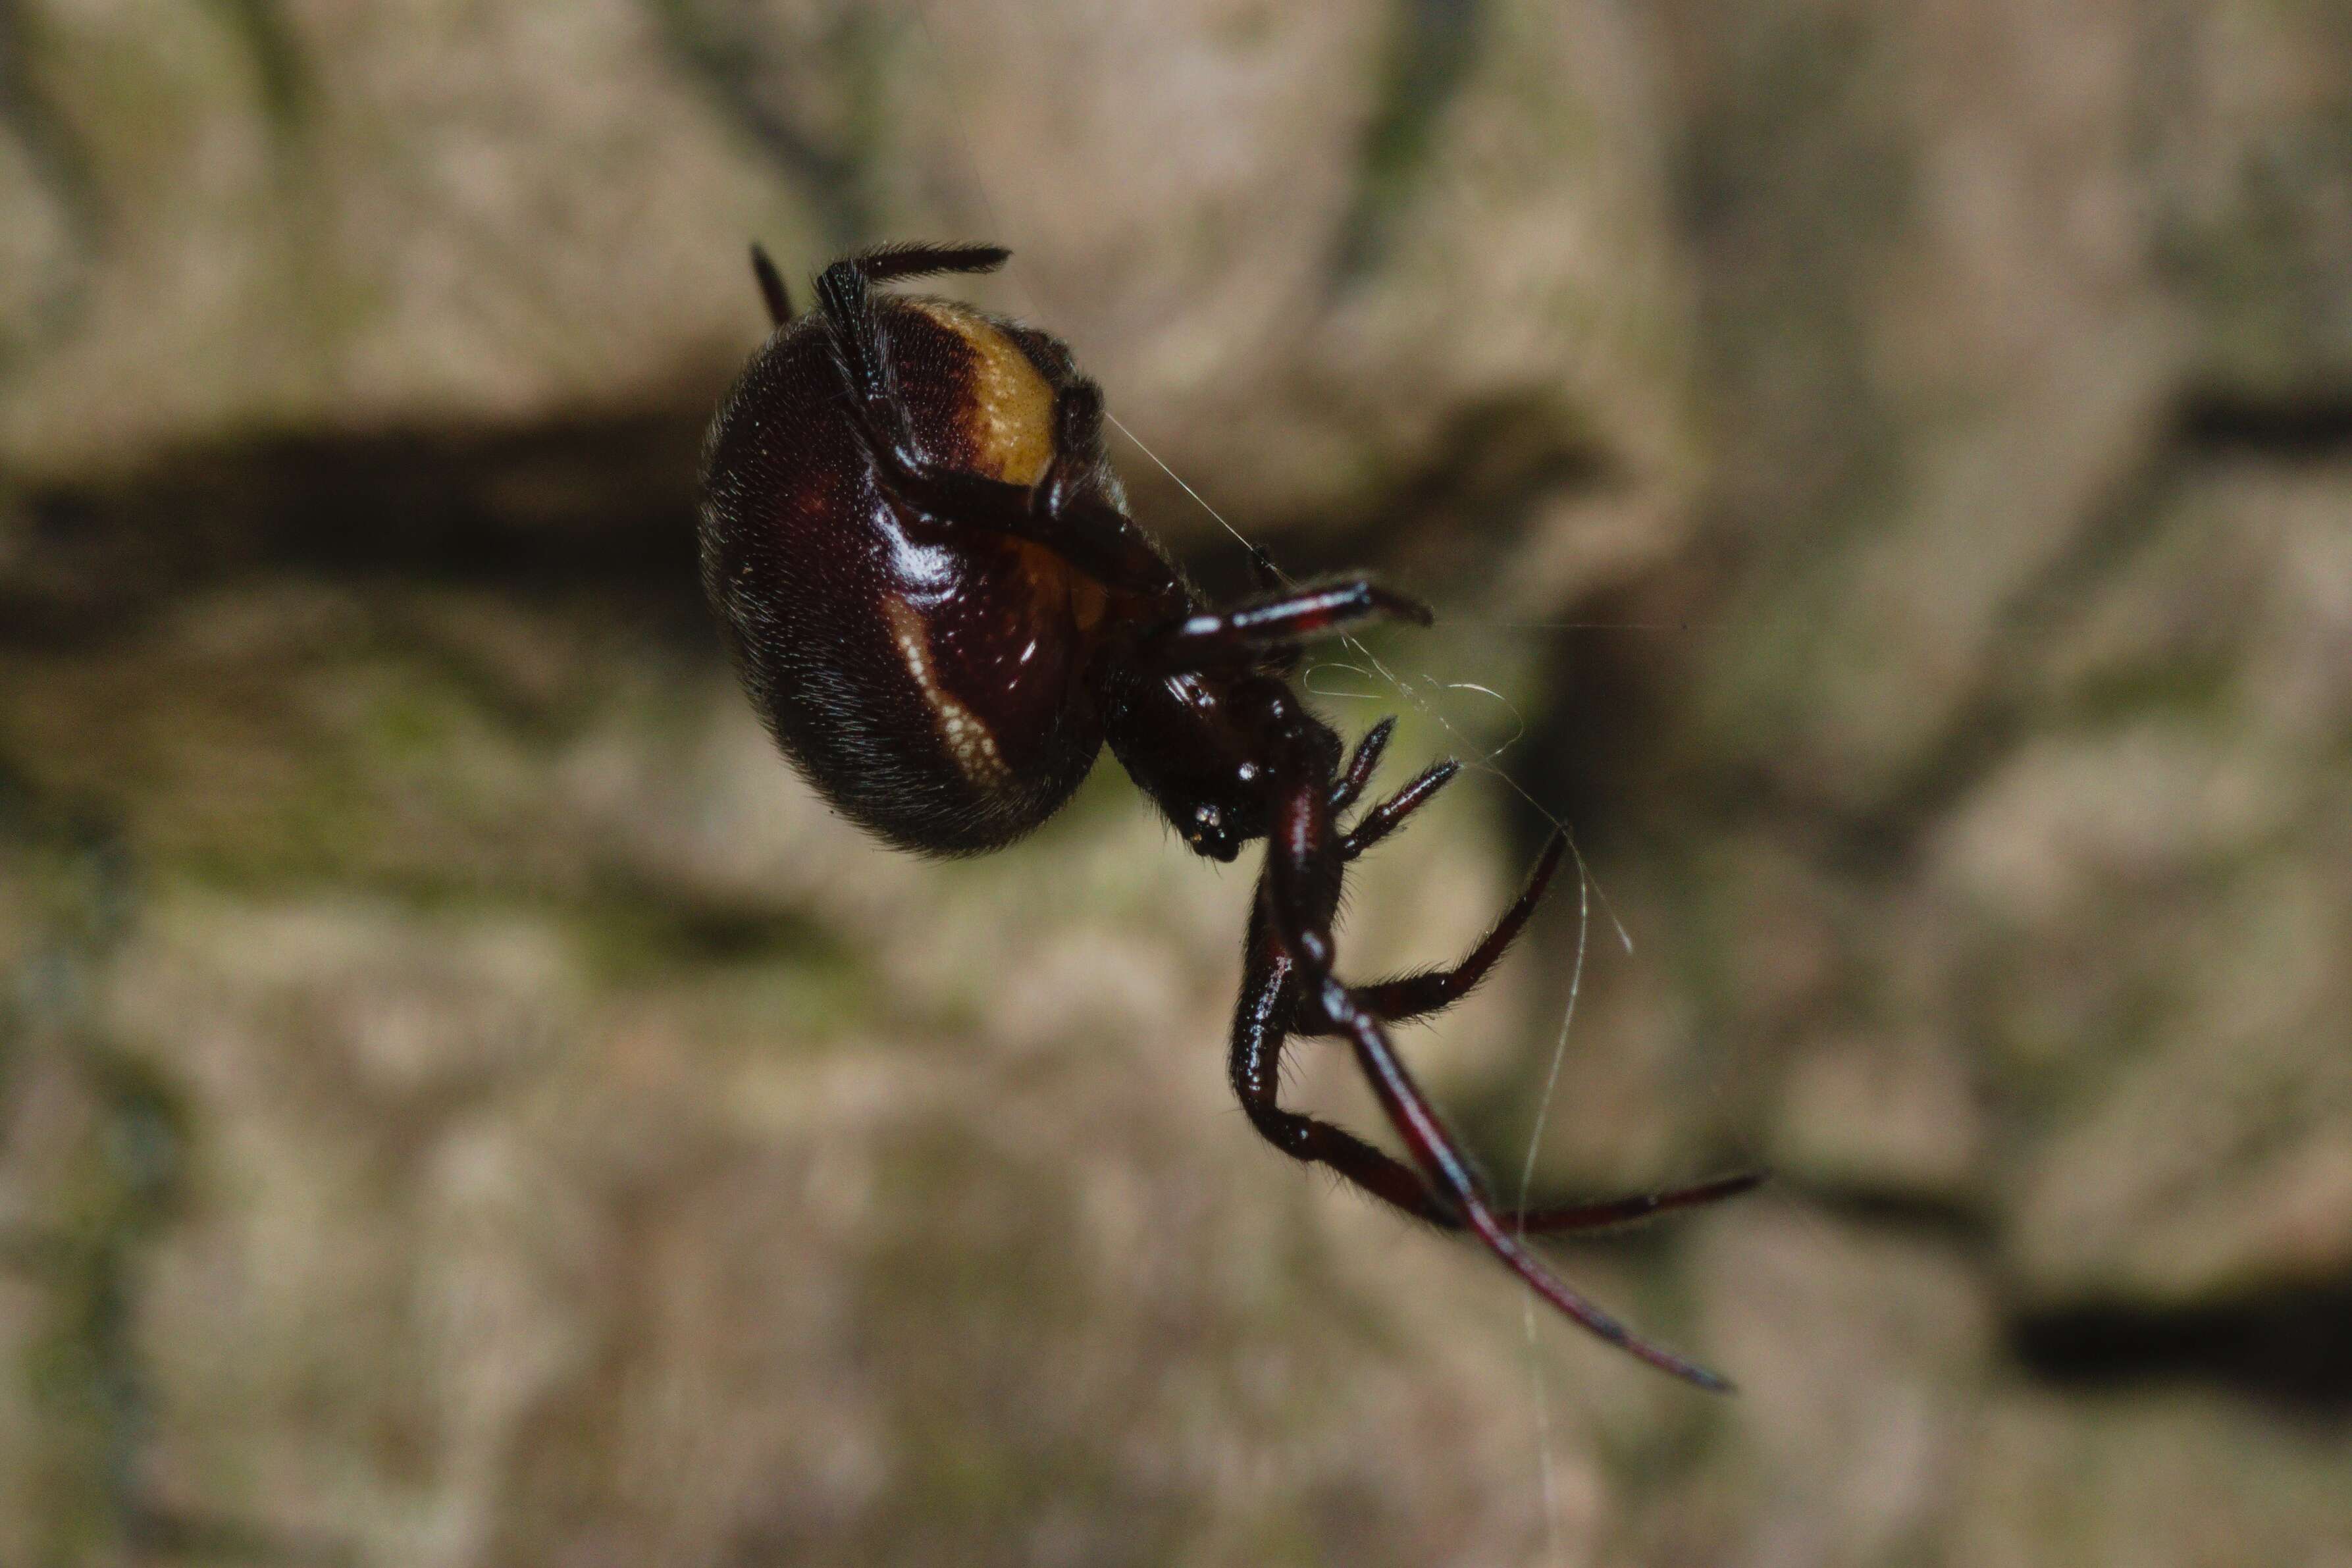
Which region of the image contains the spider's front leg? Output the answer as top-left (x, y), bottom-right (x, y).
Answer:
top-left (1242, 714), bottom-right (1738, 1390)
top-left (1135, 577), bottom-right (1433, 675)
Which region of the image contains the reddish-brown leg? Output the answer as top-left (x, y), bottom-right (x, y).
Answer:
top-left (1231, 892), bottom-right (1762, 1238)
top-left (1136, 577), bottom-right (1434, 674)
top-left (1342, 759), bottom-right (1459, 859)
top-left (1329, 719), bottom-right (1397, 814)
top-left (1316, 977), bottom-right (1735, 1389)
top-left (1248, 725), bottom-right (1737, 1391)
top-left (1355, 829), bottom-right (1565, 1020)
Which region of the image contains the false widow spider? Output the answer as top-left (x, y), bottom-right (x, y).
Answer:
top-left (699, 242), bottom-right (1758, 1389)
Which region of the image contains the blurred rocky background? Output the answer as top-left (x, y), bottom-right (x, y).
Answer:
top-left (2, 0), bottom-right (2349, 1563)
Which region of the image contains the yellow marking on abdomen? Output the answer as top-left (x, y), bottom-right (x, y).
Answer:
top-left (908, 301), bottom-right (1055, 488)
top-left (883, 596), bottom-right (1012, 790)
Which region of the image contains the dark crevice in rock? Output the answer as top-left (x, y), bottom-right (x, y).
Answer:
top-left (2010, 1280), bottom-right (2352, 1417)
top-left (585, 882), bottom-right (860, 973)
top-left (1503, 571), bottom-right (1697, 857)
top-left (2176, 388), bottom-right (2352, 462)
top-left (2, 409), bottom-right (719, 642)
top-left (1803, 1185), bottom-right (1995, 1250)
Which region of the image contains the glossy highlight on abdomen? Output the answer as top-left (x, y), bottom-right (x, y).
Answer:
top-left (700, 296), bottom-right (1106, 854)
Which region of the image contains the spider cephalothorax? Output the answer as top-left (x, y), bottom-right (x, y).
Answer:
top-left (698, 242), bottom-right (1758, 1388)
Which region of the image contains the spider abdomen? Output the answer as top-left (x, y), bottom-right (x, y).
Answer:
top-left (700, 298), bottom-right (1108, 854)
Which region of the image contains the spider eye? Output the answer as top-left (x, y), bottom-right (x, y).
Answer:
top-left (1184, 802), bottom-right (1243, 862)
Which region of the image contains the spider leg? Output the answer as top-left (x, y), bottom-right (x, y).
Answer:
top-left (842, 240), bottom-right (1012, 284)
top-left (1329, 718), bottom-right (1397, 814)
top-left (1235, 548), bottom-right (1320, 673)
top-left (1342, 758), bottom-right (1460, 860)
top-left (1232, 890), bottom-right (1760, 1238)
top-left (812, 261), bottom-right (1182, 600)
top-left (1249, 727), bottom-right (1733, 1390)
top-left (1509, 1172), bottom-right (1768, 1233)
top-left (1134, 577), bottom-right (1433, 674)
top-left (1320, 980), bottom-right (1734, 1389)
top-left (1231, 897), bottom-right (1459, 1225)
top-left (750, 244), bottom-right (793, 327)
top-left (1355, 828), bottom-right (1565, 1023)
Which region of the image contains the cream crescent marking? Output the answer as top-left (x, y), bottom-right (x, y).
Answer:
top-left (883, 596), bottom-right (1011, 789)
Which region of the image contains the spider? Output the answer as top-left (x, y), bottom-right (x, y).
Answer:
top-left (698, 242), bottom-right (1758, 1389)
